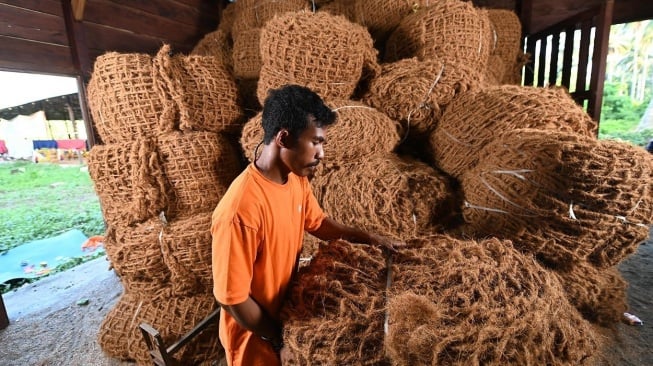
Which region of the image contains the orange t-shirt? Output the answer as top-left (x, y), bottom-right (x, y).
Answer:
top-left (211, 164), bottom-right (326, 366)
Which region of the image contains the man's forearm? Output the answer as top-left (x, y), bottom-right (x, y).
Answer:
top-left (310, 217), bottom-right (372, 244)
top-left (221, 297), bottom-right (282, 344)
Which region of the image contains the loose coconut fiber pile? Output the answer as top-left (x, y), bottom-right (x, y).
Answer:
top-left (461, 129), bottom-right (653, 268)
top-left (281, 240), bottom-right (389, 365)
top-left (387, 235), bottom-right (597, 365)
top-left (430, 85), bottom-right (598, 178)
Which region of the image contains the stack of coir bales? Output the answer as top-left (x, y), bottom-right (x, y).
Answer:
top-left (86, 45), bottom-right (244, 364)
top-left (239, 10), bottom-right (458, 257)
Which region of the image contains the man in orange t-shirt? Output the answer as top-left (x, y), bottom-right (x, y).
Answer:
top-left (211, 85), bottom-right (402, 365)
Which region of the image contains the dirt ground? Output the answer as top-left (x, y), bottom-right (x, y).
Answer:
top-left (0, 231), bottom-right (651, 366)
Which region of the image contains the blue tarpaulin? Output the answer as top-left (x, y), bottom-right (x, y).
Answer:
top-left (0, 229), bottom-right (103, 284)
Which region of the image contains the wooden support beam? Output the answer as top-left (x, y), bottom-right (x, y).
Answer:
top-left (0, 294), bottom-right (9, 330)
top-left (72, 0), bottom-right (86, 21)
top-left (549, 33), bottom-right (560, 86)
top-left (61, 0), bottom-right (91, 77)
top-left (588, 0), bottom-right (614, 124)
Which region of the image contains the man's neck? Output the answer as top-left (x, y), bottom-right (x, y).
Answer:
top-left (254, 145), bottom-right (289, 184)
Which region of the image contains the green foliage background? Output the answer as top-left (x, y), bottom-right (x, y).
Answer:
top-left (0, 161), bottom-right (105, 253)
top-left (599, 82), bottom-right (653, 146)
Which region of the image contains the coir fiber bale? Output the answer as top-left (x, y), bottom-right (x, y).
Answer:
top-left (387, 235), bottom-right (597, 365)
top-left (485, 54), bottom-right (506, 85)
top-left (430, 85), bottom-right (598, 178)
top-left (317, 0), bottom-right (356, 22)
top-left (160, 211), bottom-right (214, 296)
top-left (362, 57), bottom-right (482, 138)
top-left (281, 240), bottom-right (389, 365)
top-left (257, 11), bottom-right (380, 104)
top-left (98, 290), bottom-right (223, 365)
top-left (353, 0), bottom-right (431, 41)
top-left (232, 27), bottom-right (263, 79)
top-left (311, 154), bottom-right (453, 241)
top-left (239, 101), bottom-right (400, 167)
top-left (88, 139), bottom-right (167, 227)
top-left (157, 131), bottom-right (243, 219)
top-left (87, 52), bottom-right (170, 143)
top-left (231, 0), bottom-right (310, 35)
top-left (103, 218), bottom-right (170, 294)
top-left (460, 129), bottom-right (652, 268)
top-left (154, 45), bottom-right (243, 134)
top-left (487, 9), bottom-right (522, 83)
top-left (190, 29), bottom-right (234, 69)
top-left (384, 0), bottom-right (493, 71)
top-left (218, 2), bottom-right (236, 35)
top-left (552, 262), bottom-right (628, 326)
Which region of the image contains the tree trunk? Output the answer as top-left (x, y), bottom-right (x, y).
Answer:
top-left (637, 98), bottom-right (653, 131)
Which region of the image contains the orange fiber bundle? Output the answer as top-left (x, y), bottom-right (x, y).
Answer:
top-left (311, 154), bottom-right (454, 241)
top-left (353, 0), bottom-right (431, 41)
top-left (153, 45), bottom-right (243, 134)
top-left (87, 52), bottom-right (169, 143)
top-left (88, 139), bottom-right (167, 227)
top-left (484, 54), bottom-right (505, 85)
top-left (487, 9), bottom-right (522, 84)
top-left (231, 0), bottom-right (310, 35)
top-left (430, 85), bottom-right (598, 178)
top-left (232, 27), bottom-right (263, 79)
top-left (103, 218), bottom-right (170, 295)
top-left (281, 240), bottom-right (389, 365)
top-left (98, 290), bottom-right (222, 365)
top-left (257, 11), bottom-right (380, 104)
top-left (190, 29), bottom-right (233, 70)
top-left (317, 0), bottom-right (356, 22)
top-left (460, 129), bottom-right (652, 268)
top-left (157, 131), bottom-right (243, 219)
top-left (239, 100), bottom-right (401, 167)
top-left (387, 235), bottom-right (597, 365)
top-left (362, 57), bottom-right (482, 137)
top-left (160, 211), bottom-right (214, 296)
top-left (552, 262), bottom-right (628, 326)
top-left (384, 0), bottom-right (492, 71)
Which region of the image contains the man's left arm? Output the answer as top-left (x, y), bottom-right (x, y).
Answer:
top-left (309, 217), bottom-right (404, 252)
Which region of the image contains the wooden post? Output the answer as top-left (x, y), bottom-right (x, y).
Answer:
top-left (0, 294), bottom-right (9, 330)
top-left (588, 0), bottom-right (614, 124)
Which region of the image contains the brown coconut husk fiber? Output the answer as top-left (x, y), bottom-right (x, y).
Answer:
top-left (487, 9), bottom-right (522, 83)
top-left (98, 290), bottom-right (222, 365)
top-left (88, 139), bottom-right (167, 228)
top-left (157, 131), bottom-right (243, 219)
top-left (232, 27), bottom-right (263, 79)
top-left (484, 54), bottom-right (506, 85)
top-left (218, 2), bottom-right (236, 35)
top-left (281, 240), bottom-right (389, 365)
top-left (257, 11), bottom-right (380, 104)
top-left (160, 211), bottom-right (214, 296)
top-left (317, 0), bottom-right (356, 22)
top-left (231, 0), bottom-right (310, 35)
top-left (353, 0), bottom-right (431, 41)
top-left (552, 262), bottom-right (628, 326)
top-left (384, 0), bottom-right (493, 71)
top-left (239, 100), bottom-right (401, 166)
top-left (87, 52), bottom-right (169, 143)
top-left (387, 235), bottom-right (597, 365)
top-left (460, 129), bottom-right (653, 268)
top-left (103, 218), bottom-right (170, 295)
top-left (311, 154), bottom-right (454, 241)
top-left (362, 57), bottom-right (482, 138)
top-left (153, 45), bottom-right (243, 134)
top-left (430, 85), bottom-right (599, 178)
top-left (190, 29), bottom-right (233, 69)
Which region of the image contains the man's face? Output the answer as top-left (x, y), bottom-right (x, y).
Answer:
top-left (280, 122), bottom-right (326, 177)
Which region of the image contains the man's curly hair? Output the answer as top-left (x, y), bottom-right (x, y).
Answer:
top-left (261, 85), bottom-right (336, 144)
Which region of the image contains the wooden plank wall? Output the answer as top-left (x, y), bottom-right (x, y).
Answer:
top-left (0, 0), bottom-right (221, 77)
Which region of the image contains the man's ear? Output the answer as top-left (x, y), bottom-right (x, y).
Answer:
top-left (275, 129), bottom-right (292, 148)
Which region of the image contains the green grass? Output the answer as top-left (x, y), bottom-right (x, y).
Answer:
top-left (0, 161), bottom-right (105, 253)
